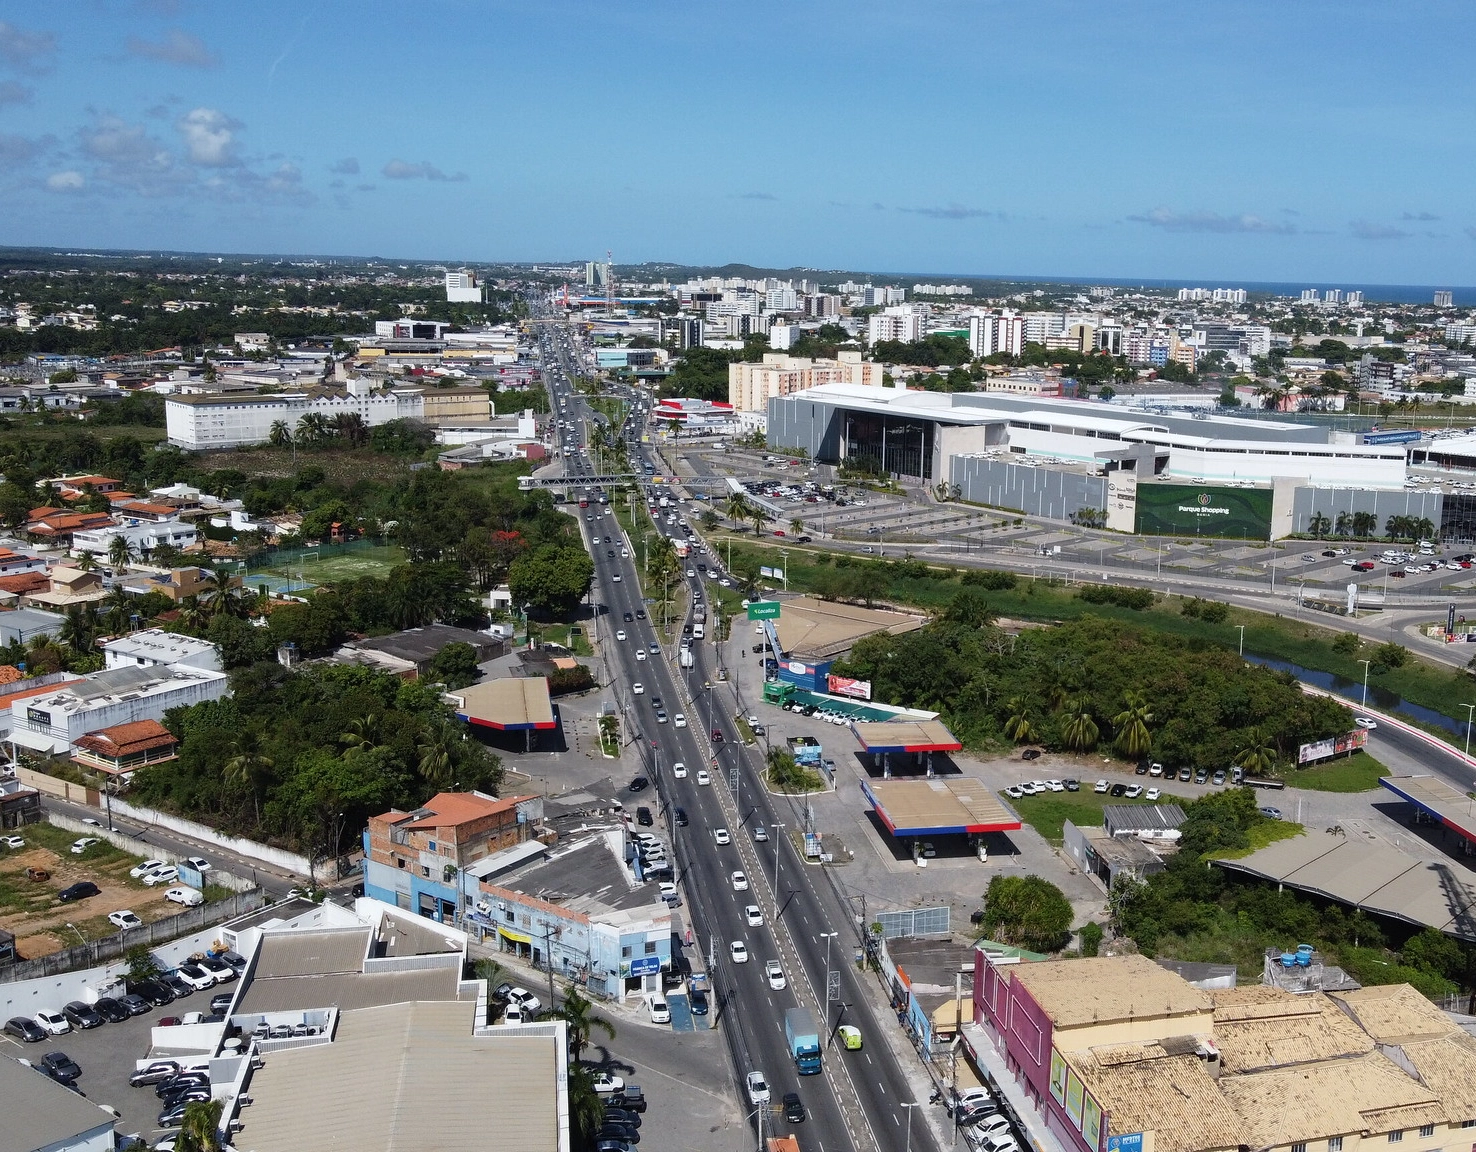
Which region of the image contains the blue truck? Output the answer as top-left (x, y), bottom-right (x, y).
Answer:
top-left (785, 1006), bottom-right (821, 1074)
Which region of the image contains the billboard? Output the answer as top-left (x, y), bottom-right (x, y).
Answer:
top-left (748, 601), bottom-right (781, 620)
top-left (1135, 483), bottom-right (1273, 539)
top-left (827, 674), bottom-right (873, 700)
top-left (1297, 728), bottom-right (1369, 764)
top-left (1363, 429), bottom-right (1424, 445)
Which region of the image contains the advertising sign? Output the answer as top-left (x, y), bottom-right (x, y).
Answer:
top-left (1107, 1135), bottom-right (1143, 1152)
top-left (827, 674), bottom-right (873, 701)
top-left (1065, 1069), bottom-right (1085, 1127)
top-left (628, 955), bottom-right (661, 977)
top-left (786, 660), bottom-right (812, 675)
top-left (1363, 429), bottom-right (1424, 445)
top-left (1297, 727), bottom-right (1369, 765)
top-left (1049, 1049), bottom-right (1068, 1105)
top-left (1082, 1095), bottom-right (1103, 1150)
top-left (748, 600), bottom-right (782, 621)
top-left (1135, 483), bottom-right (1272, 540)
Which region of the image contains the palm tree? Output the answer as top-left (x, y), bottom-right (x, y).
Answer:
top-left (724, 492), bottom-right (751, 526)
top-left (268, 419), bottom-right (292, 447)
top-left (1002, 697), bottom-right (1037, 744)
top-left (334, 411), bottom-right (369, 447)
top-left (543, 987), bottom-right (616, 1064)
top-left (789, 517), bottom-right (804, 537)
top-left (174, 1099), bottom-right (223, 1152)
top-left (1235, 730), bottom-right (1279, 778)
top-left (1111, 690), bottom-right (1154, 759)
top-left (296, 411), bottom-right (331, 445)
top-left (566, 1064), bottom-right (608, 1150)
top-left (72, 550), bottom-right (97, 573)
top-left (340, 713), bottom-right (381, 757)
top-left (107, 534), bottom-right (135, 571)
top-left (1334, 511), bottom-right (1351, 537)
top-left (199, 567), bottom-right (242, 620)
top-left (1308, 512), bottom-right (1331, 539)
top-left (58, 605), bottom-right (97, 656)
top-left (417, 723), bottom-right (455, 791)
top-left (177, 595), bottom-right (207, 634)
top-left (224, 731), bottom-right (274, 825)
top-left (1060, 698), bottom-right (1100, 752)
top-left (750, 505), bottom-right (771, 538)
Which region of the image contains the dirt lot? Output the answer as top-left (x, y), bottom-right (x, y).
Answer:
top-left (0, 824), bottom-right (179, 959)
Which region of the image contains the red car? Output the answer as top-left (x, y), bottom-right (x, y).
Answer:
top-left (773, 529), bottom-right (785, 537)
top-left (712, 729), bottom-right (724, 743)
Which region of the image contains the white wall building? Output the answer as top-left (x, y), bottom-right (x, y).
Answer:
top-left (71, 518), bottom-right (197, 557)
top-left (445, 271), bottom-right (484, 303)
top-left (102, 629), bottom-right (222, 674)
top-left (868, 307), bottom-right (925, 345)
top-left (9, 663), bottom-right (229, 755)
top-left (164, 381), bottom-right (424, 449)
top-left (969, 312), bottom-right (1026, 358)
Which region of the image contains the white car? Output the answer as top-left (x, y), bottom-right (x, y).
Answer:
top-left (34, 1009), bottom-right (70, 1036)
top-left (674, 714), bottom-right (687, 728)
top-left (1093, 779), bottom-right (1109, 794)
top-left (0, 835), bottom-right (23, 849)
top-left (142, 865), bottom-right (179, 886)
top-left (746, 1070), bottom-right (771, 1105)
top-left (658, 882), bottom-right (678, 898)
top-left (1145, 787), bottom-right (1161, 801)
top-left (714, 828), bottom-right (731, 845)
top-left (1046, 779), bottom-right (1065, 792)
top-left (753, 826), bottom-right (769, 842)
top-left (633, 683), bottom-right (644, 695)
top-left (183, 856), bottom-right (212, 873)
top-left (696, 769), bottom-right (711, 786)
top-left (108, 910), bottom-right (143, 930)
top-left (729, 940), bottom-right (749, 963)
top-left (1355, 717), bottom-right (1378, 729)
top-left (765, 960), bottom-right (786, 989)
top-left (616, 630), bottom-right (627, 642)
top-left (686, 569), bottom-right (696, 578)
top-left (612, 574), bottom-right (622, 583)
top-left (130, 859), bottom-right (168, 879)
top-left (731, 870), bottom-right (749, 891)
top-left (745, 904), bottom-right (764, 927)
top-left (69, 837), bottom-right (100, 855)
top-left (673, 761), bottom-right (687, 778)
top-left (647, 994), bottom-right (671, 1024)
top-left (635, 649), bottom-right (647, 661)
top-left (163, 886), bottom-right (203, 907)
top-left (507, 987), bottom-right (543, 1015)
top-left (591, 1072), bottom-right (625, 1095)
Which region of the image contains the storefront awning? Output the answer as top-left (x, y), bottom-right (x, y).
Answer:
top-left (498, 926), bottom-right (532, 947)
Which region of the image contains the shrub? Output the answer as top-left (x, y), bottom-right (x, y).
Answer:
top-left (548, 665), bottom-right (596, 695)
top-left (1078, 584), bottom-right (1155, 610)
top-left (961, 569), bottom-right (1018, 591)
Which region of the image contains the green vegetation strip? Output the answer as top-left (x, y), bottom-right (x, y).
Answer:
top-left (1281, 750), bottom-right (1388, 793)
top-left (1009, 790), bottom-right (1190, 845)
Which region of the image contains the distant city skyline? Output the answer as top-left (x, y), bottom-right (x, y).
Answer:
top-left (1, 1), bottom-right (1473, 285)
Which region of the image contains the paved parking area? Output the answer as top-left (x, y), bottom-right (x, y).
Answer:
top-left (0, 994), bottom-right (185, 1141)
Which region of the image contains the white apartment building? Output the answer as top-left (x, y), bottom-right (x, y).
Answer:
top-left (862, 286), bottom-right (907, 307)
top-left (729, 351), bottom-right (884, 411)
top-left (969, 312), bottom-right (1025, 358)
top-left (1446, 324), bottom-right (1476, 345)
top-left (764, 287), bottom-right (798, 312)
top-left (102, 629), bottom-right (222, 674)
top-left (71, 518), bottom-right (197, 557)
top-left (164, 380), bottom-right (424, 449)
top-left (867, 306), bottom-right (926, 345)
top-left (445, 271), bottom-right (484, 303)
top-left (1021, 312), bottom-right (1066, 344)
top-left (8, 663), bottom-right (229, 755)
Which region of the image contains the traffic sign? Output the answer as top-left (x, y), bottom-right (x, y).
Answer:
top-left (748, 601), bottom-right (781, 621)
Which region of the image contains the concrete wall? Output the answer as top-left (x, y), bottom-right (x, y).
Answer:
top-left (1289, 486), bottom-right (1443, 537)
top-left (767, 395), bottom-right (840, 461)
top-left (47, 812), bottom-right (255, 893)
top-left (17, 766), bottom-right (98, 806)
top-left (951, 455), bottom-right (1107, 521)
top-left (110, 798), bottom-right (312, 877)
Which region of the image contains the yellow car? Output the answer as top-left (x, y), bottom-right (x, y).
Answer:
top-left (838, 1025), bottom-right (863, 1050)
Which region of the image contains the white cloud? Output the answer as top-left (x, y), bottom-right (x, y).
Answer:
top-left (329, 156), bottom-right (359, 174)
top-left (900, 203), bottom-right (996, 220)
top-left (1129, 207), bottom-right (1296, 235)
top-left (0, 21), bottom-right (56, 73)
top-left (126, 29), bottom-right (218, 69)
top-left (177, 107), bottom-right (240, 166)
top-left (382, 158), bottom-right (467, 182)
top-left (46, 170), bottom-right (83, 191)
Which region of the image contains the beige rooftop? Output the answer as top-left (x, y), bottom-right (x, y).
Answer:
top-left (1010, 953), bottom-right (1213, 1030)
top-left (1064, 1047), bottom-right (1242, 1152)
top-left (1209, 989), bottom-right (1373, 1073)
top-left (769, 594), bottom-right (927, 659)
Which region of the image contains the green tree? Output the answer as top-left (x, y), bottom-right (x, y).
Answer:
top-left (724, 491), bottom-right (752, 526)
top-left (125, 944), bottom-right (160, 985)
top-left (1060, 698), bottom-right (1100, 752)
top-left (417, 721), bottom-right (457, 791)
top-left (944, 587), bottom-right (995, 630)
top-left (980, 874), bottom-right (1073, 953)
top-left (1234, 729), bottom-right (1279, 778)
top-left (508, 545), bottom-right (595, 617)
top-left (224, 730), bottom-right (274, 824)
top-left (1002, 697), bottom-right (1037, 744)
top-left (1111, 690), bottom-right (1154, 759)
top-left (428, 641), bottom-right (480, 689)
top-left (566, 1063), bottom-right (609, 1149)
top-left (1079, 921), bottom-right (1104, 957)
top-left (268, 419), bottom-right (292, 447)
top-left (108, 533), bottom-right (136, 570)
top-left (174, 1099), bottom-right (223, 1152)
top-left (544, 987), bottom-right (616, 1064)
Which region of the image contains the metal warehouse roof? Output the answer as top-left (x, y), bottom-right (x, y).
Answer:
top-left (861, 776), bottom-right (1021, 837)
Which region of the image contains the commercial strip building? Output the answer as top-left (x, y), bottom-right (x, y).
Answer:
top-left (968, 951), bottom-right (1476, 1152)
top-left (164, 379), bottom-right (425, 449)
top-left (766, 382), bottom-right (1449, 539)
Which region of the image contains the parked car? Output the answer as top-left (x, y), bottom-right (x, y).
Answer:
top-left (506, 987), bottom-right (542, 1015)
top-left (590, 1072), bottom-right (625, 1095)
top-left (33, 1009), bottom-right (70, 1036)
top-left (130, 859), bottom-right (168, 879)
top-left (69, 837), bottom-right (100, 854)
top-left (129, 1060), bottom-right (184, 1087)
top-left (4, 1016), bottom-right (46, 1042)
top-left (108, 910), bottom-right (143, 931)
top-left (57, 881), bottom-right (99, 902)
top-left (39, 1051), bottom-right (82, 1084)
top-left (183, 856), bottom-right (212, 872)
top-left (141, 865), bottom-right (179, 886)
top-left (131, 979), bottom-right (174, 1006)
top-left (62, 1000), bottom-right (105, 1030)
top-left (160, 973), bottom-right (194, 998)
top-left (164, 886), bottom-right (204, 907)
top-left (174, 964), bottom-right (216, 991)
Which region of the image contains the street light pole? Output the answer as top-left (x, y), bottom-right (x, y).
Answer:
top-left (821, 930), bottom-right (838, 1041)
top-left (1464, 703), bottom-right (1476, 758)
top-left (771, 822), bottom-right (785, 919)
top-left (902, 1101), bottom-right (921, 1152)
top-left (1236, 624), bottom-right (1246, 656)
top-left (1358, 658), bottom-right (1372, 709)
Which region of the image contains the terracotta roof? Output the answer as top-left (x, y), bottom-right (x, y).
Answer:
top-left (74, 719), bottom-right (178, 758)
top-left (0, 572), bottom-right (50, 595)
top-left (0, 666), bottom-right (23, 686)
top-left (378, 791), bottom-right (537, 833)
top-left (1009, 954), bottom-right (1214, 1030)
top-left (1218, 1051), bottom-right (1446, 1148)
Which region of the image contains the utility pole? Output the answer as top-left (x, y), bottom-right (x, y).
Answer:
top-left (821, 930), bottom-right (838, 1041)
top-left (772, 822), bottom-right (785, 919)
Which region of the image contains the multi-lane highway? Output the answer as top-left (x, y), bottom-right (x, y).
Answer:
top-left (535, 320), bottom-right (934, 1152)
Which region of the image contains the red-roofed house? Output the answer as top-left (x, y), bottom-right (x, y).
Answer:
top-left (72, 719), bottom-right (180, 777)
top-left (23, 508), bottom-right (117, 544)
top-left (363, 790), bottom-right (544, 922)
top-left (0, 572), bottom-right (52, 604)
top-left (46, 475), bottom-right (124, 499)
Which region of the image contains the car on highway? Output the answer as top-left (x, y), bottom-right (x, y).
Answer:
top-left (611, 574), bottom-right (621, 582)
top-left (632, 682), bottom-right (643, 695)
top-left (671, 761), bottom-right (687, 778)
top-left (729, 940), bottom-right (749, 963)
top-left (673, 807), bottom-right (688, 826)
top-left (1355, 717), bottom-right (1378, 729)
top-left (783, 1092), bottom-right (807, 1123)
top-left (745, 904), bottom-right (764, 926)
top-left (673, 714), bottom-right (687, 728)
top-left (714, 828), bottom-right (730, 845)
top-left (746, 1071), bottom-right (771, 1105)
top-left (616, 630), bottom-right (627, 642)
top-left (765, 960), bottom-right (786, 989)
top-left (731, 870), bottom-right (749, 891)
top-left (635, 648), bottom-right (647, 661)
top-left (753, 826), bottom-right (768, 842)
top-left (696, 769), bottom-right (711, 785)
top-left (838, 1024), bottom-right (863, 1050)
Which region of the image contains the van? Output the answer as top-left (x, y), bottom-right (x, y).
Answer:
top-left (692, 623), bottom-right (704, 639)
top-left (646, 994), bottom-right (670, 1024)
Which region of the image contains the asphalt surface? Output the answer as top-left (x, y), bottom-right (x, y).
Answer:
top-left (538, 320), bottom-right (931, 1152)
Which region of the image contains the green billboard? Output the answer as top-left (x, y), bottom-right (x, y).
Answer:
top-left (1135, 483), bottom-right (1272, 539)
top-left (747, 601), bottom-right (782, 620)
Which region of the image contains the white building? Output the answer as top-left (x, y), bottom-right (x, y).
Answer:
top-left (969, 312), bottom-right (1026, 358)
top-left (445, 271), bottom-right (484, 304)
top-left (868, 306), bottom-right (926, 345)
top-left (164, 381), bottom-right (424, 449)
top-left (71, 518), bottom-right (197, 557)
top-left (9, 663), bottom-right (229, 755)
top-left (102, 629), bottom-right (222, 674)
top-left (764, 287), bottom-right (798, 312)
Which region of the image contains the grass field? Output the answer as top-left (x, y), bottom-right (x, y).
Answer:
top-left (1010, 788), bottom-right (1191, 844)
top-left (1283, 750), bottom-right (1388, 793)
top-left (249, 543), bottom-right (407, 588)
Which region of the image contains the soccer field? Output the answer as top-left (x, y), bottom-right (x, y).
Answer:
top-left (246, 544), bottom-right (406, 590)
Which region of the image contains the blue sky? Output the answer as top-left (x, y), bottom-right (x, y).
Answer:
top-left (1, 1), bottom-right (1473, 284)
